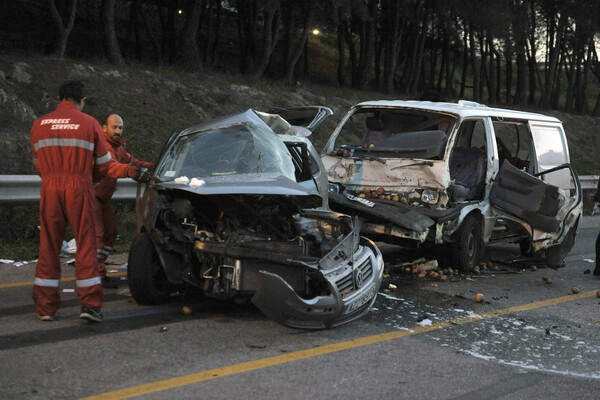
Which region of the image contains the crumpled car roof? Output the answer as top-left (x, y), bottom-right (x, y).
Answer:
top-left (155, 108), bottom-right (322, 209)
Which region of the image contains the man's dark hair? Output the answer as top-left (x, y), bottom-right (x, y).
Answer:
top-left (58, 80), bottom-right (85, 102)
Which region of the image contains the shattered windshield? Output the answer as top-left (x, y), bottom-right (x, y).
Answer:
top-left (332, 108), bottom-right (457, 160)
top-left (155, 122), bottom-right (297, 182)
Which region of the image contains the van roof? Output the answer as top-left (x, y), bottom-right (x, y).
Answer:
top-left (352, 100), bottom-right (561, 123)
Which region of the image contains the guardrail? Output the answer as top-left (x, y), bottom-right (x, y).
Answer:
top-left (0, 174), bottom-right (598, 204)
top-left (579, 175), bottom-right (599, 191)
top-left (0, 175), bottom-right (140, 204)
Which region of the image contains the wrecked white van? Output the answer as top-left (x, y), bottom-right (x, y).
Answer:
top-left (322, 100), bottom-right (582, 270)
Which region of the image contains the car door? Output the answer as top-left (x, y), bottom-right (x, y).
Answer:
top-left (488, 120), bottom-right (582, 266)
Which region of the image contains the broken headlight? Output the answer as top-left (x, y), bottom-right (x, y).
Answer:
top-left (421, 189), bottom-right (439, 205)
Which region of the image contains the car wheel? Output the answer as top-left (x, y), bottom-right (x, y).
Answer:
top-left (127, 232), bottom-right (172, 305)
top-left (452, 215), bottom-right (484, 271)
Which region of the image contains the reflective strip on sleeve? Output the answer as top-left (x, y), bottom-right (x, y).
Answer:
top-left (34, 277), bottom-right (60, 287)
top-left (76, 277), bottom-right (102, 288)
top-left (33, 138), bottom-right (95, 152)
top-left (96, 152), bottom-right (112, 165)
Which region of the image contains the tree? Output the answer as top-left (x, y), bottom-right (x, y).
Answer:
top-left (381, 0), bottom-right (401, 94)
top-left (354, 0), bottom-right (378, 90)
top-left (48, 0), bottom-right (78, 59)
top-left (283, 0), bottom-right (317, 85)
top-left (180, 0), bottom-right (204, 72)
top-left (101, 0), bottom-right (124, 65)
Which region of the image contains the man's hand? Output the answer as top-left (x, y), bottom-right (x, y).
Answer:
top-left (126, 166), bottom-right (140, 179)
top-left (593, 202), bottom-right (600, 215)
top-left (133, 167), bottom-right (153, 183)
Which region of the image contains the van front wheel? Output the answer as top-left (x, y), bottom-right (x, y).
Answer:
top-left (452, 215), bottom-right (484, 271)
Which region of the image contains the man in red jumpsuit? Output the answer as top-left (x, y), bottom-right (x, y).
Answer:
top-left (94, 114), bottom-right (154, 288)
top-left (30, 80), bottom-right (142, 322)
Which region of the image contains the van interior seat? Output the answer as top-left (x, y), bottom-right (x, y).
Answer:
top-left (449, 146), bottom-right (486, 201)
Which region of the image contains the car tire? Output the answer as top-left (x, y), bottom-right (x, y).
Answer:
top-left (452, 214), bottom-right (484, 271)
top-left (128, 232), bottom-right (172, 305)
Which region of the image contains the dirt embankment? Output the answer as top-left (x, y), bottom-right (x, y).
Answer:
top-left (1, 52), bottom-right (599, 175)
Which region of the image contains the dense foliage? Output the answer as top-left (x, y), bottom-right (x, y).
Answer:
top-left (3, 0), bottom-right (600, 112)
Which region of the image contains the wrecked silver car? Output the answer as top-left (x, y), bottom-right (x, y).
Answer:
top-left (128, 108), bottom-right (383, 329)
top-left (322, 100), bottom-right (582, 270)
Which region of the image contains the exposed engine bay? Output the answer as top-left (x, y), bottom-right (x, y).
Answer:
top-left (152, 190), bottom-right (354, 300)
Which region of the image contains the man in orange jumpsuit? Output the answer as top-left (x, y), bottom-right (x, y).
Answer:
top-left (94, 114), bottom-right (154, 288)
top-left (30, 80), bottom-right (142, 322)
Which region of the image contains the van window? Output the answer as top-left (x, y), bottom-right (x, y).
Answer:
top-left (455, 119), bottom-right (486, 150)
top-left (530, 123), bottom-right (571, 189)
top-left (530, 124), bottom-right (568, 168)
top-left (492, 120), bottom-right (532, 172)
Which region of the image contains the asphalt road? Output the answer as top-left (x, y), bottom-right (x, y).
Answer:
top-left (1, 217), bottom-right (600, 399)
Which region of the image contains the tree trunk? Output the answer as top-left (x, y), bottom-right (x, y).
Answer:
top-left (487, 35), bottom-right (496, 104)
top-left (541, 11), bottom-right (563, 109)
top-left (157, 1), bottom-right (178, 64)
top-left (407, 10), bottom-right (428, 96)
top-left (355, 0), bottom-right (378, 90)
top-left (48, 0), bottom-right (78, 59)
top-left (468, 25), bottom-right (480, 102)
top-left (382, 0), bottom-right (401, 94)
top-left (237, 1), bottom-right (254, 72)
top-left (138, 1), bottom-right (162, 63)
top-left (181, 0), bottom-right (204, 72)
top-left (342, 18), bottom-right (358, 85)
top-left (504, 39), bottom-right (513, 103)
top-left (337, 20), bottom-right (346, 87)
top-left (101, 0), bottom-right (124, 65)
top-left (284, 1), bottom-right (316, 84)
top-left (526, 0), bottom-right (536, 105)
top-left (459, 25), bottom-right (468, 98)
top-left (512, 0), bottom-right (528, 106)
top-left (253, 0), bottom-right (281, 79)
top-left (202, 0), bottom-right (219, 68)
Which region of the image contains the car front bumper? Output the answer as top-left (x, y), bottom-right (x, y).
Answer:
top-left (251, 237), bottom-right (384, 329)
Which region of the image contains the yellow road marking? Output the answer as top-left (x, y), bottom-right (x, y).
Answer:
top-left (80, 289), bottom-right (599, 400)
top-left (0, 272), bottom-right (127, 289)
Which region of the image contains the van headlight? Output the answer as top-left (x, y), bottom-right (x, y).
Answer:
top-left (421, 189), bottom-right (439, 204)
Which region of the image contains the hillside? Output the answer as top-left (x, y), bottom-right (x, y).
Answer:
top-left (1, 52), bottom-right (599, 175)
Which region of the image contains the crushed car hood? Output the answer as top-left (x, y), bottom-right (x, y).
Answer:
top-left (154, 174), bottom-right (322, 209)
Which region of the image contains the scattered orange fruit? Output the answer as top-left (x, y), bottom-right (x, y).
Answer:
top-left (571, 287), bottom-right (579, 294)
top-left (181, 306), bottom-right (192, 315)
top-left (474, 293), bottom-right (485, 303)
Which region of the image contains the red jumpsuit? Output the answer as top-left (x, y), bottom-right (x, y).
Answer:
top-left (30, 101), bottom-right (134, 316)
top-left (94, 134), bottom-right (154, 277)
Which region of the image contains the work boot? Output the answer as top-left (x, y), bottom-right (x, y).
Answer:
top-left (37, 314), bottom-right (55, 322)
top-left (102, 276), bottom-right (119, 289)
top-left (80, 307), bottom-right (103, 322)
top-left (594, 266), bottom-right (600, 276)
